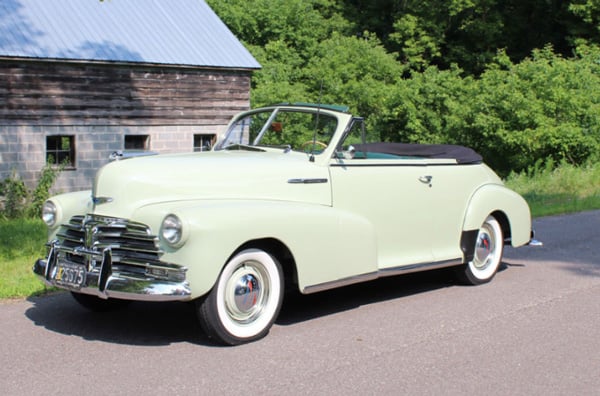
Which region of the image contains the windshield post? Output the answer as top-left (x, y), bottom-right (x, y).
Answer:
top-left (252, 109), bottom-right (279, 145)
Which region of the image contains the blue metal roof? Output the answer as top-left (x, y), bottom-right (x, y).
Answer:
top-left (0, 0), bottom-right (261, 69)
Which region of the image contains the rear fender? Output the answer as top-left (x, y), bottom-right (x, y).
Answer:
top-left (462, 184), bottom-right (531, 248)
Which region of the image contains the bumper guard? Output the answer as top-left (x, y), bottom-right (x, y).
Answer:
top-left (33, 241), bottom-right (191, 302)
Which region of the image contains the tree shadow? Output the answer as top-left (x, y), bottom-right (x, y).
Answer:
top-left (0, 0), bottom-right (44, 51)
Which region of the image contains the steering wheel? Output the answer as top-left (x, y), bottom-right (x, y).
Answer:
top-left (300, 140), bottom-right (328, 151)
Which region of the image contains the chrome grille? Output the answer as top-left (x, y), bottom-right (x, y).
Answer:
top-left (57, 215), bottom-right (163, 269)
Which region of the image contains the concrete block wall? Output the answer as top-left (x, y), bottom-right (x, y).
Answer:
top-left (1, 123), bottom-right (226, 194)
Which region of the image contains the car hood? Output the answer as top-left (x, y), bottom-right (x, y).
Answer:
top-left (92, 150), bottom-right (332, 218)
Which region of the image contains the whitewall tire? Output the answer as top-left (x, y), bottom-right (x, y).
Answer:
top-left (457, 215), bottom-right (504, 285)
top-left (196, 249), bottom-right (284, 345)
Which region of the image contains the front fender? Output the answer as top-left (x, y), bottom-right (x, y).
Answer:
top-left (134, 200), bottom-right (378, 298)
top-left (45, 190), bottom-right (93, 239)
top-left (462, 184), bottom-right (531, 247)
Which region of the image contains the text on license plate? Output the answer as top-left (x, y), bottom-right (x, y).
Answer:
top-left (54, 262), bottom-right (86, 289)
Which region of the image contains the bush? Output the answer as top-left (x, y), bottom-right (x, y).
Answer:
top-left (467, 47), bottom-right (600, 174)
top-left (0, 170), bottom-right (28, 219)
top-left (0, 162), bottom-right (63, 220)
top-left (371, 46), bottom-right (600, 176)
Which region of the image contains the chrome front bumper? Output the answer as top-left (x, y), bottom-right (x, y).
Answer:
top-left (33, 241), bottom-right (192, 302)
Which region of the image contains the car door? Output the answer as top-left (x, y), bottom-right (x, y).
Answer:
top-left (329, 156), bottom-right (436, 269)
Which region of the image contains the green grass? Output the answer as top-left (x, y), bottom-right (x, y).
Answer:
top-left (0, 218), bottom-right (53, 299)
top-left (505, 160), bottom-right (600, 217)
top-left (1, 161), bottom-right (600, 299)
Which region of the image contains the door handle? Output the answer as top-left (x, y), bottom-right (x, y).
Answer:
top-left (419, 175), bottom-right (433, 184)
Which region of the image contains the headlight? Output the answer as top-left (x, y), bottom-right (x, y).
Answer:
top-left (42, 201), bottom-right (57, 227)
top-left (160, 214), bottom-right (183, 246)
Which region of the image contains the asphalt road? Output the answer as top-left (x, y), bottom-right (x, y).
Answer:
top-left (1, 211), bottom-right (599, 395)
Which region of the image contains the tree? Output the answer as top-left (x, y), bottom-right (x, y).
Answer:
top-left (208, 0), bottom-right (600, 173)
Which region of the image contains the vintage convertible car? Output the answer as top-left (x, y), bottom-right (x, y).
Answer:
top-left (34, 103), bottom-right (533, 345)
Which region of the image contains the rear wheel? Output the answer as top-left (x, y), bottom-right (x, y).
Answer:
top-left (70, 292), bottom-right (129, 312)
top-left (456, 215), bottom-right (504, 285)
top-left (196, 249), bottom-right (284, 345)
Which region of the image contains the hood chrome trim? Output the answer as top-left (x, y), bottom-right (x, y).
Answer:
top-left (92, 196), bottom-right (113, 205)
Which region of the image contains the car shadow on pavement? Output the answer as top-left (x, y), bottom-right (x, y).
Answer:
top-left (24, 263), bottom-right (514, 346)
top-left (277, 266), bottom-right (479, 326)
top-left (25, 292), bottom-right (213, 346)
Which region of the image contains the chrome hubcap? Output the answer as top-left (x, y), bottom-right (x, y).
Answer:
top-left (473, 226), bottom-right (495, 270)
top-left (234, 274), bottom-right (260, 313)
top-left (225, 263), bottom-right (268, 324)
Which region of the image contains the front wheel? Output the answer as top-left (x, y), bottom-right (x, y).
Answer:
top-left (456, 215), bottom-right (504, 285)
top-left (196, 249), bottom-right (284, 345)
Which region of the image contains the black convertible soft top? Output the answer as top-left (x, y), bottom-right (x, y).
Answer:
top-left (353, 143), bottom-right (483, 164)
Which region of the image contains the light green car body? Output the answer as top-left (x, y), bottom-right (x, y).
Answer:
top-left (34, 104), bottom-right (531, 343)
top-left (38, 104), bottom-right (531, 299)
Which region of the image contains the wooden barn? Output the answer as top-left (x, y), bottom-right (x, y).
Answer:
top-left (0, 0), bottom-right (260, 192)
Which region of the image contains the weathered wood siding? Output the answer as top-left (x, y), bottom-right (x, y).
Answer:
top-left (0, 60), bottom-right (251, 126)
top-left (0, 59), bottom-right (253, 192)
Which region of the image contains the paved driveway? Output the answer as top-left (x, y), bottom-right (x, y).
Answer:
top-left (1, 211), bottom-right (599, 395)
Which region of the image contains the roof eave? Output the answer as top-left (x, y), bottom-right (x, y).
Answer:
top-left (0, 55), bottom-right (261, 71)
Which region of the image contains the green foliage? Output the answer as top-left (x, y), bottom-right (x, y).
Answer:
top-left (390, 13), bottom-right (442, 71)
top-left (206, 0), bottom-right (351, 49)
top-left (301, 33), bottom-right (403, 115)
top-left (0, 170), bottom-right (28, 219)
top-left (211, 1), bottom-right (600, 175)
top-left (344, 0), bottom-right (585, 74)
top-left (386, 0), bottom-right (506, 73)
top-left (570, 0), bottom-right (600, 27)
top-left (0, 218), bottom-right (50, 299)
top-left (505, 159), bottom-right (600, 217)
top-left (470, 46), bottom-right (600, 174)
top-left (369, 47), bottom-right (600, 176)
top-left (0, 162), bottom-right (63, 220)
top-left (28, 161), bottom-right (64, 218)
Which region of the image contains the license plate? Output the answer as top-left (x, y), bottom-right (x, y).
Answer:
top-left (54, 261), bottom-right (86, 289)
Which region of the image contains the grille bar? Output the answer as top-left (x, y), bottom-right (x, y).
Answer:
top-left (56, 215), bottom-right (164, 270)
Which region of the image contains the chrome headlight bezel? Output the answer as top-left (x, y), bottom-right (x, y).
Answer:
top-left (42, 200), bottom-right (58, 227)
top-left (160, 214), bottom-right (186, 247)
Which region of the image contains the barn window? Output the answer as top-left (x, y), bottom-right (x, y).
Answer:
top-left (194, 134), bottom-right (215, 152)
top-left (46, 135), bottom-right (75, 168)
top-left (125, 135), bottom-right (150, 150)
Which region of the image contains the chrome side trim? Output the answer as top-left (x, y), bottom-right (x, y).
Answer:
top-left (302, 272), bottom-right (379, 294)
top-left (288, 178), bottom-right (329, 184)
top-left (378, 258), bottom-right (462, 277)
top-left (302, 258), bottom-right (462, 294)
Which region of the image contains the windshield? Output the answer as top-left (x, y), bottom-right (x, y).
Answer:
top-left (216, 108), bottom-right (338, 154)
